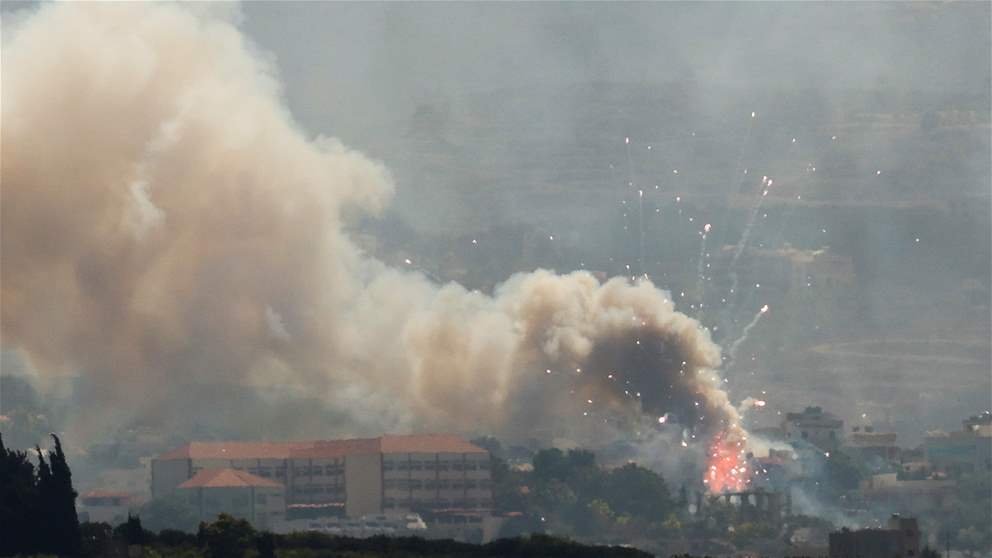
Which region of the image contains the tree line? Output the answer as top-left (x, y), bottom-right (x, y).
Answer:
top-left (0, 433), bottom-right (650, 557)
top-left (0, 433), bottom-right (82, 556)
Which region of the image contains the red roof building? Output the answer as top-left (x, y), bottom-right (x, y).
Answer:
top-left (178, 468), bottom-right (283, 489)
top-left (152, 434), bottom-right (493, 522)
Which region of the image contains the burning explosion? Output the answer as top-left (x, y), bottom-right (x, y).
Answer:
top-left (704, 429), bottom-right (752, 493)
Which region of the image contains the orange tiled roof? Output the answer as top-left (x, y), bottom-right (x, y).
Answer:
top-left (177, 468), bottom-right (283, 489)
top-left (290, 438), bottom-right (380, 459)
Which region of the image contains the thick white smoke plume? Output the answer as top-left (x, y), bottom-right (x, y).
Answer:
top-left (1, 3), bottom-right (740, 445)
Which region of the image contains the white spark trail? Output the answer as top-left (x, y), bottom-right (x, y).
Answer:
top-left (696, 223), bottom-right (712, 300)
top-left (727, 304), bottom-right (769, 367)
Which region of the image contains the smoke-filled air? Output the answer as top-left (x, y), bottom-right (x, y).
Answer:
top-left (2, 2), bottom-right (738, 449)
top-left (3, 1), bottom-right (991, 554)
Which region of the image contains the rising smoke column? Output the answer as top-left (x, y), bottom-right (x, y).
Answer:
top-left (1, 3), bottom-right (744, 447)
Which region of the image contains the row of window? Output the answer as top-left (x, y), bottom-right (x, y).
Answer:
top-left (189, 493), bottom-right (278, 507)
top-left (248, 467), bottom-right (282, 478)
top-left (382, 460), bottom-right (490, 472)
top-left (433, 515), bottom-right (484, 524)
top-left (383, 479), bottom-right (491, 490)
top-left (296, 485), bottom-right (345, 495)
top-left (382, 498), bottom-right (491, 509)
top-left (294, 465), bottom-right (345, 476)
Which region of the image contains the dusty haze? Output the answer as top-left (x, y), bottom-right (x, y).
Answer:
top-left (1, 1), bottom-right (989, 459)
top-left (1, 2), bottom-right (742, 452)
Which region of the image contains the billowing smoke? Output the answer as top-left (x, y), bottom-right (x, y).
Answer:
top-left (1, 3), bottom-right (740, 446)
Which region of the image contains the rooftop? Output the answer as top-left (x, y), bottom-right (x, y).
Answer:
top-left (380, 434), bottom-right (487, 455)
top-left (847, 432), bottom-right (898, 447)
top-left (178, 468), bottom-right (283, 489)
top-left (785, 406), bottom-right (843, 427)
top-left (158, 434), bottom-right (487, 461)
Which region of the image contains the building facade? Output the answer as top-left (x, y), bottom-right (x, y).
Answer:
top-left (829, 515), bottom-right (920, 558)
top-left (152, 435), bottom-right (492, 522)
top-left (924, 412), bottom-right (992, 475)
top-left (782, 406), bottom-right (844, 451)
top-left (845, 426), bottom-right (901, 467)
top-left (177, 468), bottom-right (285, 530)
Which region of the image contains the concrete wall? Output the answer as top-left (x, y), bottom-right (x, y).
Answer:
top-left (181, 485), bottom-right (284, 529)
top-left (345, 453), bottom-right (382, 517)
top-left (151, 459), bottom-right (191, 499)
top-left (288, 457), bottom-right (345, 503)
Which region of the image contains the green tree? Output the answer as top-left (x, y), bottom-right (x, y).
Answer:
top-left (139, 493), bottom-right (201, 533)
top-left (256, 531), bottom-right (276, 558)
top-left (533, 448), bottom-right (600, 494)
top-left (584, 498), bottom-right (614, 531)
top-left (491, 456), bottom-right (529, 513)
top-left (198, 513), bottom-right (256, 558)
top-left (0, 434), bottom-right (42, 556)
top-left (80, 521), bottom-right (113, 557)
top-left (114, 513), bottom-right (148, 546)
top-left (44, 434), bottom-right (82, 555)
top-left (1, 433), bottom-right (81, 556)
top-left (603, 463), bottom-right (673, 521)
top-left (535, 479), bottom-right (578, 510)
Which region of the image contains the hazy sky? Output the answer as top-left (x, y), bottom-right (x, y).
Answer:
top-left (1, 1), bottom-right (989, 449)
top-left (241, 2), bottom-right (990, 145)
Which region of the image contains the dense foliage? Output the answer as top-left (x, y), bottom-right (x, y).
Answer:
top-left (75, 514), bottom-right (651, 558)
top-left (491, 447), bottom-right (678, 544)
top-left (0, 433), bottom-right (81, 556)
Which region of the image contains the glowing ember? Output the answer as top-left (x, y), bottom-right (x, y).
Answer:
top-left (706, 430), bottom-right (751, 493)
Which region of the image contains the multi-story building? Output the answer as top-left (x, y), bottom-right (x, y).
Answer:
top-left (782, 406), bottom-right (844, 451)
top-left (829, 515), bottom-right (920, 558)
top-left (844, 426), bottom-right (900, 467)
top-left (177, 468), bottom-right (285, 530)
top-left (152, 435), bottom-right (492, 522)
top-left (924, 412), bottom-right (992, 475)
top-left (859, 473), bottom-right (957, 514)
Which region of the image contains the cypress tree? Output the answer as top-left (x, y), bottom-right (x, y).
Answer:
top-left (48, 434), bottom-right (82, 555)
top-left (36, 444), bottom-right (56, 554)
top-left (1, 434), bottom-right (42, 555)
